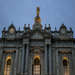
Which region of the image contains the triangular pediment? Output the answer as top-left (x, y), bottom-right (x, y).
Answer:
top-left (31, 32), bottom-right (43, 39)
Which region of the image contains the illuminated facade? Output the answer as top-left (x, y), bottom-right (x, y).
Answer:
top-left (0, 7), bottom-right (75, 75)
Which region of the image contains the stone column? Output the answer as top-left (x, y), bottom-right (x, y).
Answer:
top-left (72, 47), bottom-right (75, 75)
top-left (1, 53), bottom-right (5, 75)
top-left (56, 49), bottom-right (59, 75)
top-left (45, 44), bottom-right (47, 75)
top-left (21, 45), bottom-right (25, 74)
top-left (21, 42), bottom-right (29, 75)
top-left (18, 48), bottom-right (22, 73)
top-left (29, 53), bottom-right (33, 75)
top-left (49, 45), bottom-right (51, 75)
top-left (41, 51), bottom-right (44, 75)
top-left (14, 49), bottom-right (18, 75)
top-left (25, 43), bottom-right (29, 75)
top-left (0, 48), bottom-right (2, 75)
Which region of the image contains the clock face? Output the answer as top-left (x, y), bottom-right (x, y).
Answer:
top-left (9, 28), bottom-right (15, 33)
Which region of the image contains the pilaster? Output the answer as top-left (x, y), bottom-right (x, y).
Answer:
top-left (45, 39), bottom-right (51, 75)
top-left (21, 39), bottom-right (29, 75)
top-left (45, 44), bottom-right (47, 75)
top-left (56, 49), bottom-right (59, 75)
top-left (18, 48), bottom-right (22, 73)
top-left (49, 44), bottom-right (52, 75)
top-left (25, 43), bottom-right (29, 75)
top-left (1, 53), bottom-right (5, 75)
top-left (21, 45), bottom-right (25, 74)
top-left (14, 49), bottom-right (18, 75)
top-left (0, 48), bottom-right (3, 75)
top-left (72, 47), bottom-right (75, 75)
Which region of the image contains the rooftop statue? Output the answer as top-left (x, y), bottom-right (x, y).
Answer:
top-left (35, 7), bottom-right (41, 23)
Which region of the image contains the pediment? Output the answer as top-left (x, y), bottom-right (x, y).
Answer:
top-left (8, 24), bottom-right (16, 34)
top-left (31, 32), bottom-right (43, 40)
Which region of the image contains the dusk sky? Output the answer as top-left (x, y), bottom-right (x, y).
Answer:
top-left (0, 0), bottom-right (75, 37)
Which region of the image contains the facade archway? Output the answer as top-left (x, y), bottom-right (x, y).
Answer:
top-left (4, 56), bottom-right (12, 75)
top-left (33, 56), bottom-right (41, 75)
top-left (63, 56), bottom-right (69, 75)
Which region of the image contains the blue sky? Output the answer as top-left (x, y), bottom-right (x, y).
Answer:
top-left (0, 0), bottom-right (75, 37)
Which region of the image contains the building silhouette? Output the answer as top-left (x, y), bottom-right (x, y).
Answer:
top-left (0, 7), bottom-right (75, 75)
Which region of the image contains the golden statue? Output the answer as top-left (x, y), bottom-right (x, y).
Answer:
top-left (37, 7), bottom-right (40, 17)
top-left (35, 7), bottom-right (41, 23)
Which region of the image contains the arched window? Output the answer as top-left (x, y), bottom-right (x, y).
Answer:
top-left (33, 56), bottom-right (41, 75)
top-left (4, 56), bottom-right (12, 75)
top-left (63, 56), bottom-right (69, 75)
top-left (63, 59), bottom-right (68, 67)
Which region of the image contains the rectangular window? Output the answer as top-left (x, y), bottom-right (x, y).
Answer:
top-left (6, 66), bottom-right (11, 75)
top-left (33, 65), bottom-right (41, 75)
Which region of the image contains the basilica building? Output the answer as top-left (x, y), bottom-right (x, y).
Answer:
top-left (0, 7), bottom-right (75, 75)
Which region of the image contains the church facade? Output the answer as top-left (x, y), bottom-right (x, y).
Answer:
top-left (0, 7), bottom-right (75, 75)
